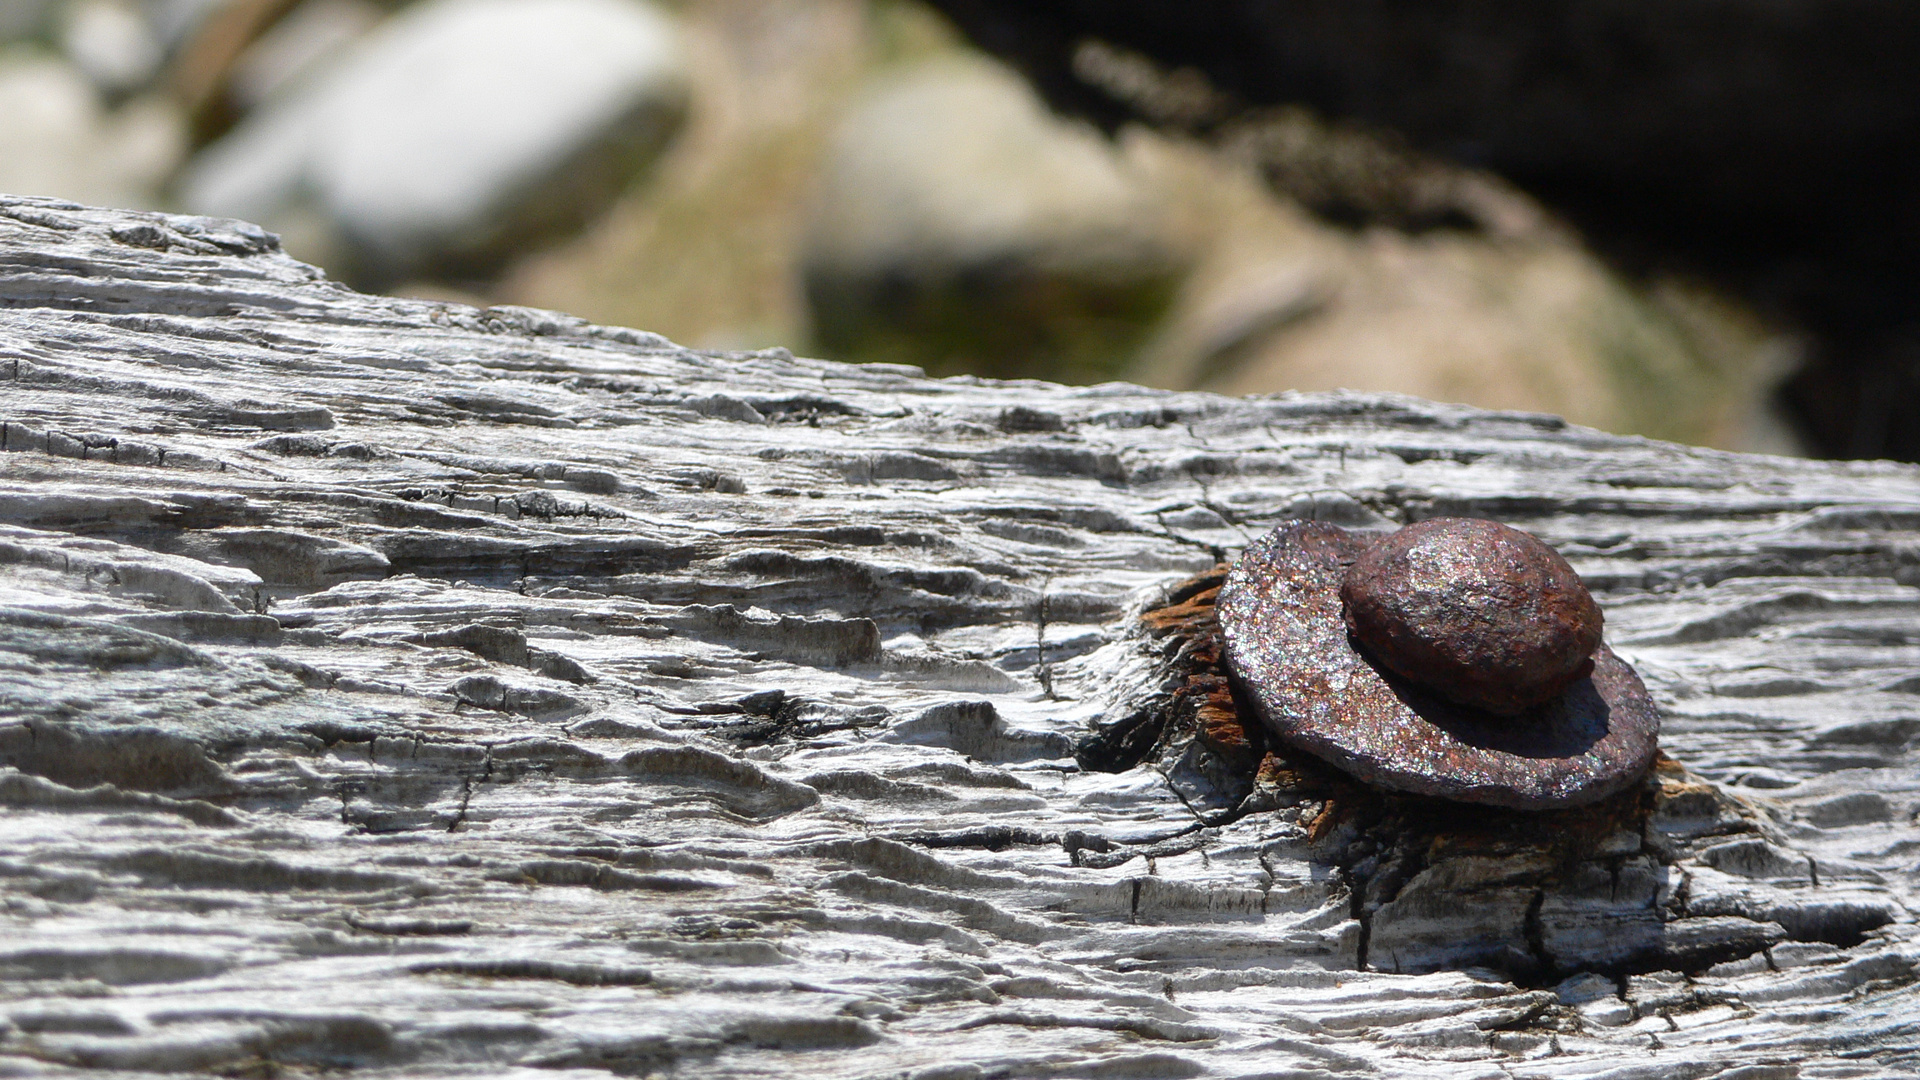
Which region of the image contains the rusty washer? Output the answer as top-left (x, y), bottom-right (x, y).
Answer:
top-left (1216, 519), bottom-right (1659, 810)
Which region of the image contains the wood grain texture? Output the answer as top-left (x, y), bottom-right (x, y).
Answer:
top-left (3, 193), bottom-right (1920, 1077)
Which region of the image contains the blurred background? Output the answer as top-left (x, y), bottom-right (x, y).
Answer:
top-left (5, 0), bottom-right (1918, 461)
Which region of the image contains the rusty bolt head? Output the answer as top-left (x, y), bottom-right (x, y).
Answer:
top-left (1216, 520), bottom-right (1658, 810)
top-left (1339, 518), bottom-right (1602, 717)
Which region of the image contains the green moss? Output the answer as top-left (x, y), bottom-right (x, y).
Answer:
top-left (807, 257), bottom-right (1183, 383)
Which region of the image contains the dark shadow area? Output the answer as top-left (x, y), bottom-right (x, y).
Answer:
top-left (924, 0), bottom-right (1920, 461)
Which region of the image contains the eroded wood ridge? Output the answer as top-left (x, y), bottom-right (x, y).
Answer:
top-left (2, 194), bottom-right (1920, 1077)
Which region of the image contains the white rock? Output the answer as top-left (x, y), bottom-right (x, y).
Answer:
top-left (0, 49), bottom-right (184, 208)
top-left (58, 0), bottom-right (161, 93)
top-left (803, 53), bottom-right (1185, 378)
top-left (808, 54), bottom-right (1167, 281)
top-left (181, 0), bottom-right (690, 284)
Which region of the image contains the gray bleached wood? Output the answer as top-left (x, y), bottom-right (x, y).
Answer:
top-left (1, 192), bottom-right (1919, 1076)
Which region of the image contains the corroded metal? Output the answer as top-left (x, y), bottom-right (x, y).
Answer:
top-left (1217, 521), bottom-right (1659, 810)
top-left (1341, 517), bottom-right (1603, 716)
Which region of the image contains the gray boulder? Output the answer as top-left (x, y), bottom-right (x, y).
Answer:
top-left (180, 0), bottom-right (690, 286)
top-left (0, 48), bottom-right (183, 209)
top-left (0, 0), bottom-right (54, 41)
top-left (803, 53), bottom-right (1186, 381)
top-left (58, 0), bottom-right (163, 94)
top-left (223, 0), bottom-right (386, 114)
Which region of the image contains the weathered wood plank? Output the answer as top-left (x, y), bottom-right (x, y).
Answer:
top-left (3, 193), bottom-right (1920, 1077)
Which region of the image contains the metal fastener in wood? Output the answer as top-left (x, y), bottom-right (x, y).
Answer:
top-left (1217, 517), bottom-right (1660, 810)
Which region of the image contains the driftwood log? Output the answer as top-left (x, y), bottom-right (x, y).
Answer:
top-left (3, 193), bottom-right (1920, 1077)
